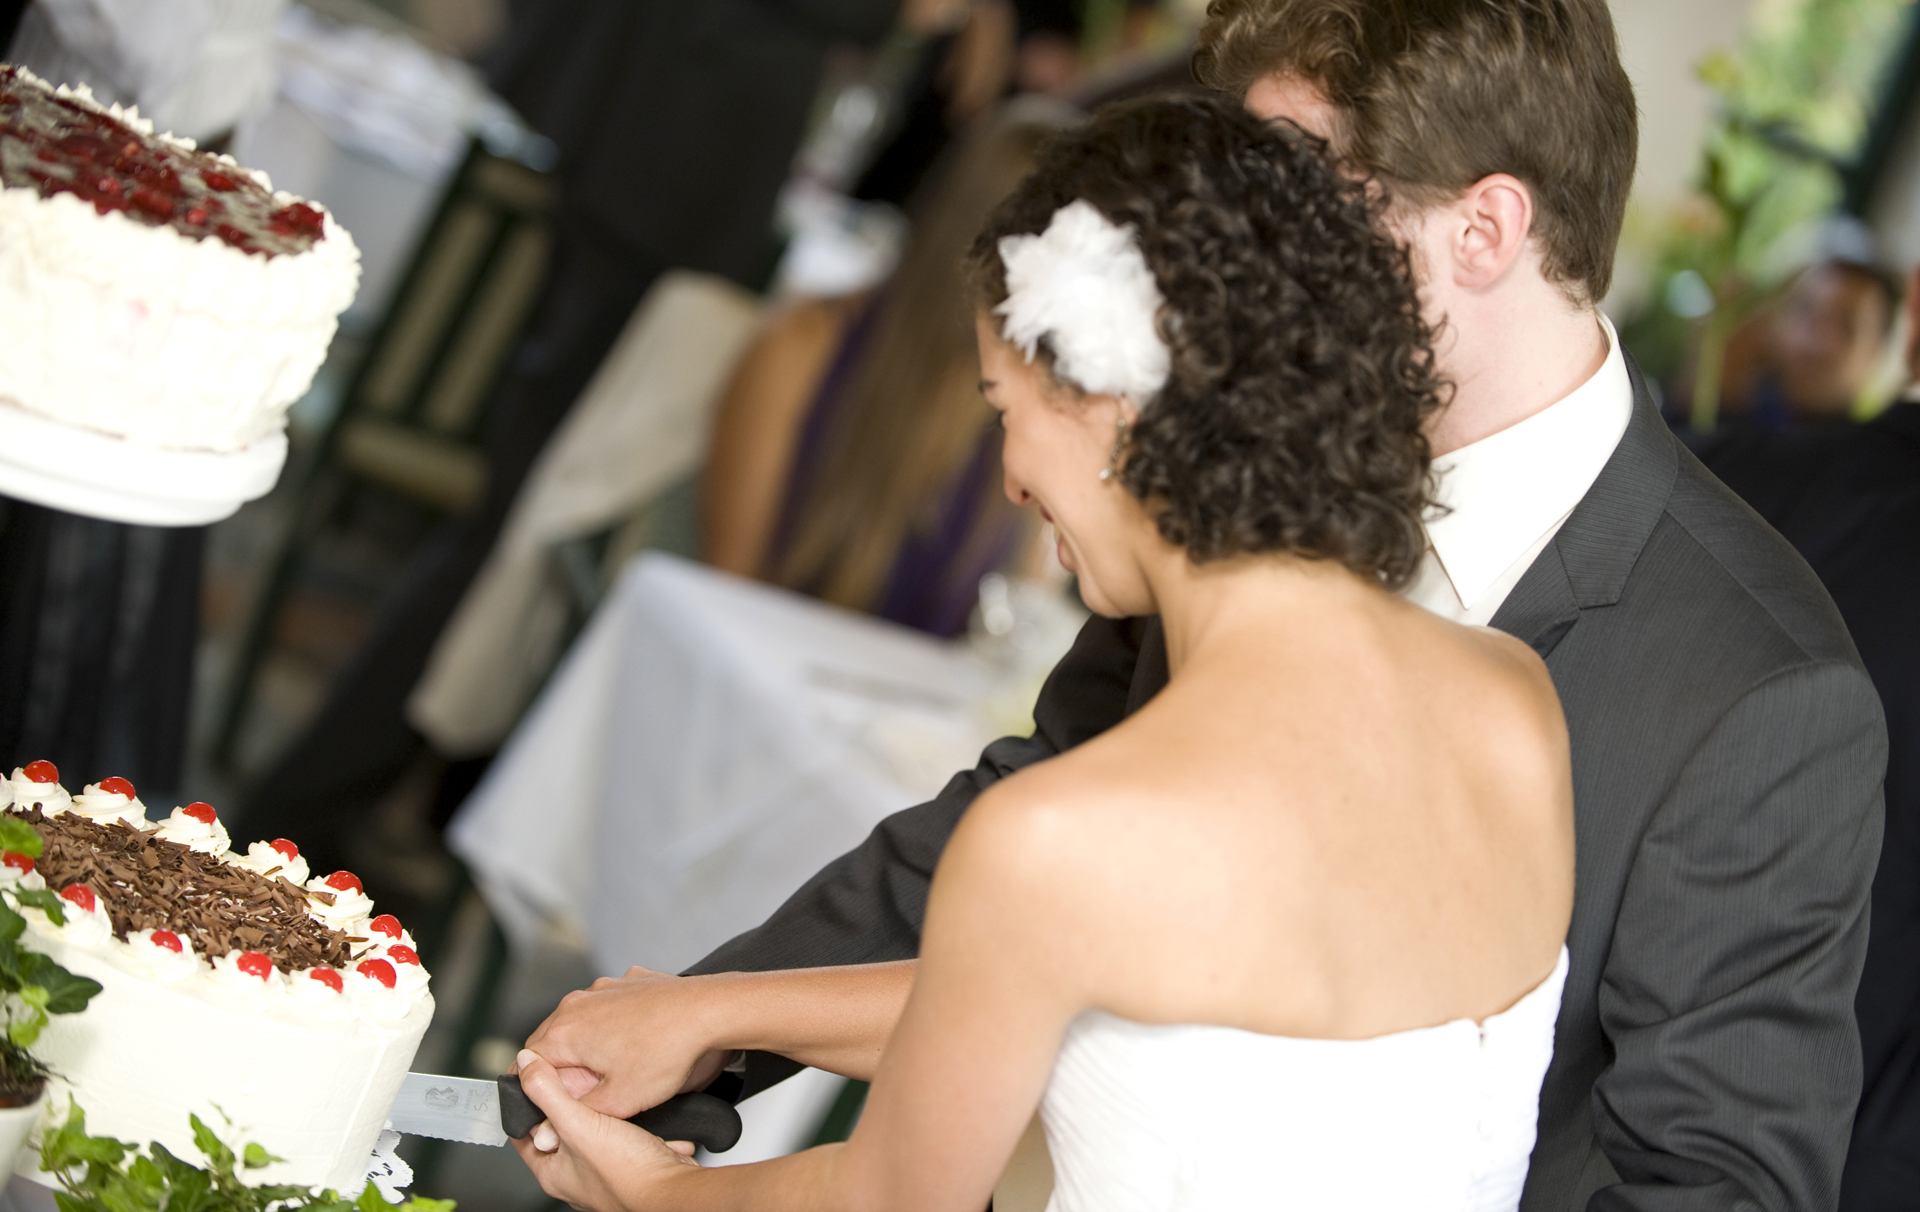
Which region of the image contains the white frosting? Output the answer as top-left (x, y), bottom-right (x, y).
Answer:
top-left (0, 863), bottom-right (45, 893)
top-left (304, 876), bottom-right (373, 926)
top-left (201, 950), bottom-right (287, 1009)
top-left (113, 930), bottom-right (200, 984)
top-left (286, 968), bottom-right (356, 1024)
top-left (70, 783), bottom-right (149, 828)
top-left (23, 889), bottom-right (112, 948)
top-left (24, 930), bottom-right (432, 1192)
top-left (224, 839), bottom-right (311, 886)
top-left (382, 947), bottom-right (431, 996)
top-left (345, 962), bottom-right (409, 1022)
top-left (154, 806), bottom-right (230, 854)
top-left (7, 769), bottom-right (70, 815)
top-left (0, 73), bottom-right (361, 454)
top-left (364, 917), bottom-right (417, 952)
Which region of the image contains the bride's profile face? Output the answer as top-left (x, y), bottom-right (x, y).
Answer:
top-left (976, 311), bottom-right (1155, 617)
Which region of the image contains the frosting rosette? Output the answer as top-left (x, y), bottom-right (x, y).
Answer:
top-left (25, 883), bottom-right (112, 947)
top-left (115, 928), bottom-right (201, 983)
top-left (226, 838), bottom-right (310, 886)
top-left (0, 851), bottom-right (45, 892)
top-left (287, 967), bottom-right (356, 1023)
top-left (155, 802), bottom-right (231, 853)
top-left (71, 778), bottom-right (150, 828)
top-left (202, 950), bottom-right (286, 1008)
top-left (7, 764), bottom-right (70, 814)
top-left (346, 958), bottom-right (409, 1021)
top-left (305, 871), bottom-right (373, 926)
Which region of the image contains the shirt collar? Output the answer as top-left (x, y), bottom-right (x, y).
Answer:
top-left (1422, 314), bottom-right (1633, 612)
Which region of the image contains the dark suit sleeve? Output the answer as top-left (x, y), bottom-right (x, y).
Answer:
top-left (682, 613), bottom-right (1148, 1095)
top-left (1589, 660), bottom-right (1887, 1212)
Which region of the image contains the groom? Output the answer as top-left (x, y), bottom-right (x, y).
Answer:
top-left (532, 2), bottom-right (1887, 1208)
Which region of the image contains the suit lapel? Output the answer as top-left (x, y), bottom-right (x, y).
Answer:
top-left (1488, 354), bottom-right (1678, 658)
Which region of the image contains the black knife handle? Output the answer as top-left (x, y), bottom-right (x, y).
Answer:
top-left (497, 1075), bottom-right (744, 1153)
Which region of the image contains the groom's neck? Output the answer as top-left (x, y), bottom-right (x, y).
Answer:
top-left (1424, 278), bottom-right (1611, 457)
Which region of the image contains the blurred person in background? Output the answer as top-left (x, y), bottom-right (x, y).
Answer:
top-left (235, 0), bottom-right (962, 896)
top-left (1693, 238), bottom-right (1899, 431)
top-left (1695, 267), bottom-right (1920, 1212)
top-left (703, 102), bottom-right (1075, 637)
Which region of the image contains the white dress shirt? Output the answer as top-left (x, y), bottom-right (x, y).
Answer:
top-left (1402, 316), bottom-right (1633, 626)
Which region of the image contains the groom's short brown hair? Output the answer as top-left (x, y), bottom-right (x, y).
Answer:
top-left (1194, 0), bottom-right (1638, 304)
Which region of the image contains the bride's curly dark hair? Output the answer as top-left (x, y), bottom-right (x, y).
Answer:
top-left (968, 94), bottom-right (1445, 588)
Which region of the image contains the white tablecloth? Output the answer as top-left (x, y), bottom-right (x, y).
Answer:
top-left (448, 552), bottom-right (1049, 1158)
top-left (448, 551), bottom-right (1007, 975)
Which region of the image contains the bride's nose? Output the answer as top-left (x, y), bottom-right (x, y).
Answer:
top-left (1004, 470), bottom-right (1033, 506)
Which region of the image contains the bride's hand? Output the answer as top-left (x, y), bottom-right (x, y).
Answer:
top-left (523, 966), bottom-right (734, 1119)
top-left (510, 1048), bottom-right (699, 1211)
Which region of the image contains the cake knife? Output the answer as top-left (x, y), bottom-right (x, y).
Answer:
top-left (389, 1073), bottom-right (743, 1153)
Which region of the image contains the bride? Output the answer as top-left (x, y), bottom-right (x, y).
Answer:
top-left (510, 93), bottom-right (1574, 1212)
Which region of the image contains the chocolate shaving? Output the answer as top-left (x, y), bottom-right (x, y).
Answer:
top-left (9, 807), bottom-right (357, 972)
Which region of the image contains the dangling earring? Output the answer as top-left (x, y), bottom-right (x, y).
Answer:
top-left (1098, 416), bottom-right (1130, 482)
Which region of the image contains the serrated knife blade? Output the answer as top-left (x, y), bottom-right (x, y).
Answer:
top-left (390, 1073), bottom-right (509, 1147)
top-left (389, 1073), bottom-right (746, 1154)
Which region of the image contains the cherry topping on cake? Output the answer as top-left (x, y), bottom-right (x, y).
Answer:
top-left (181, 802), bottom-right (218, 825)
top-left (22, 760), bottom-right (57, 784)
top-left (387, 945), bottom-right (420, 967)
top-left (59, 884), bottom-right (95, 913)
top-left (269, 838), bottom-right (300, 862)
top-left (356, 958), bottom-right (396, 989)
top-left (97, 776), bottom-right (135, 799)
top-left (310, 968), bottom-right (344, 993)
top-left (1, 852), bottom-right (33, 874)
top-left (323, 870), bottom-right (363, 895)
top-left (236, 951), bottom-right (273, 979)
top-left (201, 169), bottom-right (238, 192)
top-left (368, 914), bottom-right (403, 940)
top-left (150, 930), bottom-right (183, 953)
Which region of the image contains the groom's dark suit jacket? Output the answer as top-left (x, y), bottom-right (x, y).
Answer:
top-left (688, 364), bottom-right (1888, 1212)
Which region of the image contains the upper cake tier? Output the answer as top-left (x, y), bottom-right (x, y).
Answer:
top-left (0, 64), bottom-right (359, 453)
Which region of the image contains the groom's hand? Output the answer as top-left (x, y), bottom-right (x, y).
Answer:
top-left (524, 966), bottom-right (733, 1119)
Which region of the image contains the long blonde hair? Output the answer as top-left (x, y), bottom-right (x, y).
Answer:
top-left (774, 102), bottom-right (1078, 614)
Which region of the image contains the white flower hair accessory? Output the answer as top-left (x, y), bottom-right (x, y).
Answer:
top-left (995, 200), bottom-right (1171, 402)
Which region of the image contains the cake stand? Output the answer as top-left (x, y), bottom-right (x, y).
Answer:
top-left (0, 399), bottom-right (287, 526)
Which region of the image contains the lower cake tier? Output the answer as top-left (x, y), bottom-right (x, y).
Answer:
top-left (16, 934), bottom-right (431, 1193)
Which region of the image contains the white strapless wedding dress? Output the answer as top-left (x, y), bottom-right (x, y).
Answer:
top-left (1039, 947), bottom-right (1569, 1211)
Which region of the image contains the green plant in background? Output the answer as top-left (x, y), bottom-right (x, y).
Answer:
top-left (0, 816), bottom-right (100, 1105)
top-left (1623, 0), bottom-right (1914, 431)
top-left (41, 1102), bottom-right (457, 1212)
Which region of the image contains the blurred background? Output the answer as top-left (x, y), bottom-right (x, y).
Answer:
top-left (3, 0), bottom-right (1920, 1208)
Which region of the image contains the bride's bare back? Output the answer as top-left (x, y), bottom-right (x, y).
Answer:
top-left (969, 566), bottom-right (1573, 1041)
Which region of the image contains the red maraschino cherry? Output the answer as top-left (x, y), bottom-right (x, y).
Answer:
top-left (97, 776), bottom-right (135, 799)
top-left (22, 760), bottom-right (56, 784)
top-left (59, 885), bottom-right (95, 913)
top-left (236, 952), bottom-right (272, 979)
top-left (368, 915), bottom-right (403, 940)
top-left (150, 930), bottom-right (183, 953)
top-left (356, 958), bottom-right (396, 989)
top-left (2, 853), bottom-right (33, 874)
top-left (387, 945), bottom-right (420, 967)
top-left (310, 968), bottom-right (344, 993)
top-left (269, 839), bottom-right (299, 862)
top-left (181, 802), bottom-right (217, 825)
top-left (323, 871), bottom-right (362, 896)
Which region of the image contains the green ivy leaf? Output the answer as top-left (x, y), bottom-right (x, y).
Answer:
top-left (12, 887), bottom-right (66, 927)
top-left (398, 1199), bottom-right (457, 1212)
top-left (240, 1143), bottom-right (283, 1170)
top-left (0, 902), bottom-right (25, 944)
top-left (0, 817), bottom-right (44, 859)
top-left (186, 1116), bottom-right (233, 1177)
top-left (161, 1166), bottom-right (212, 1212)
top-left (52, 1192), bottom-right (102, 1212)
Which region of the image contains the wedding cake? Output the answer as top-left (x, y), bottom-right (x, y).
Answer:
top-left (0, 64), bottom-right (359, 521)
top-left (1, 762), bottom-right (430, 1192)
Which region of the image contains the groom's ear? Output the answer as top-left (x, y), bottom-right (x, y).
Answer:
top-left (1438, 173), bottom-right (1536, 293)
